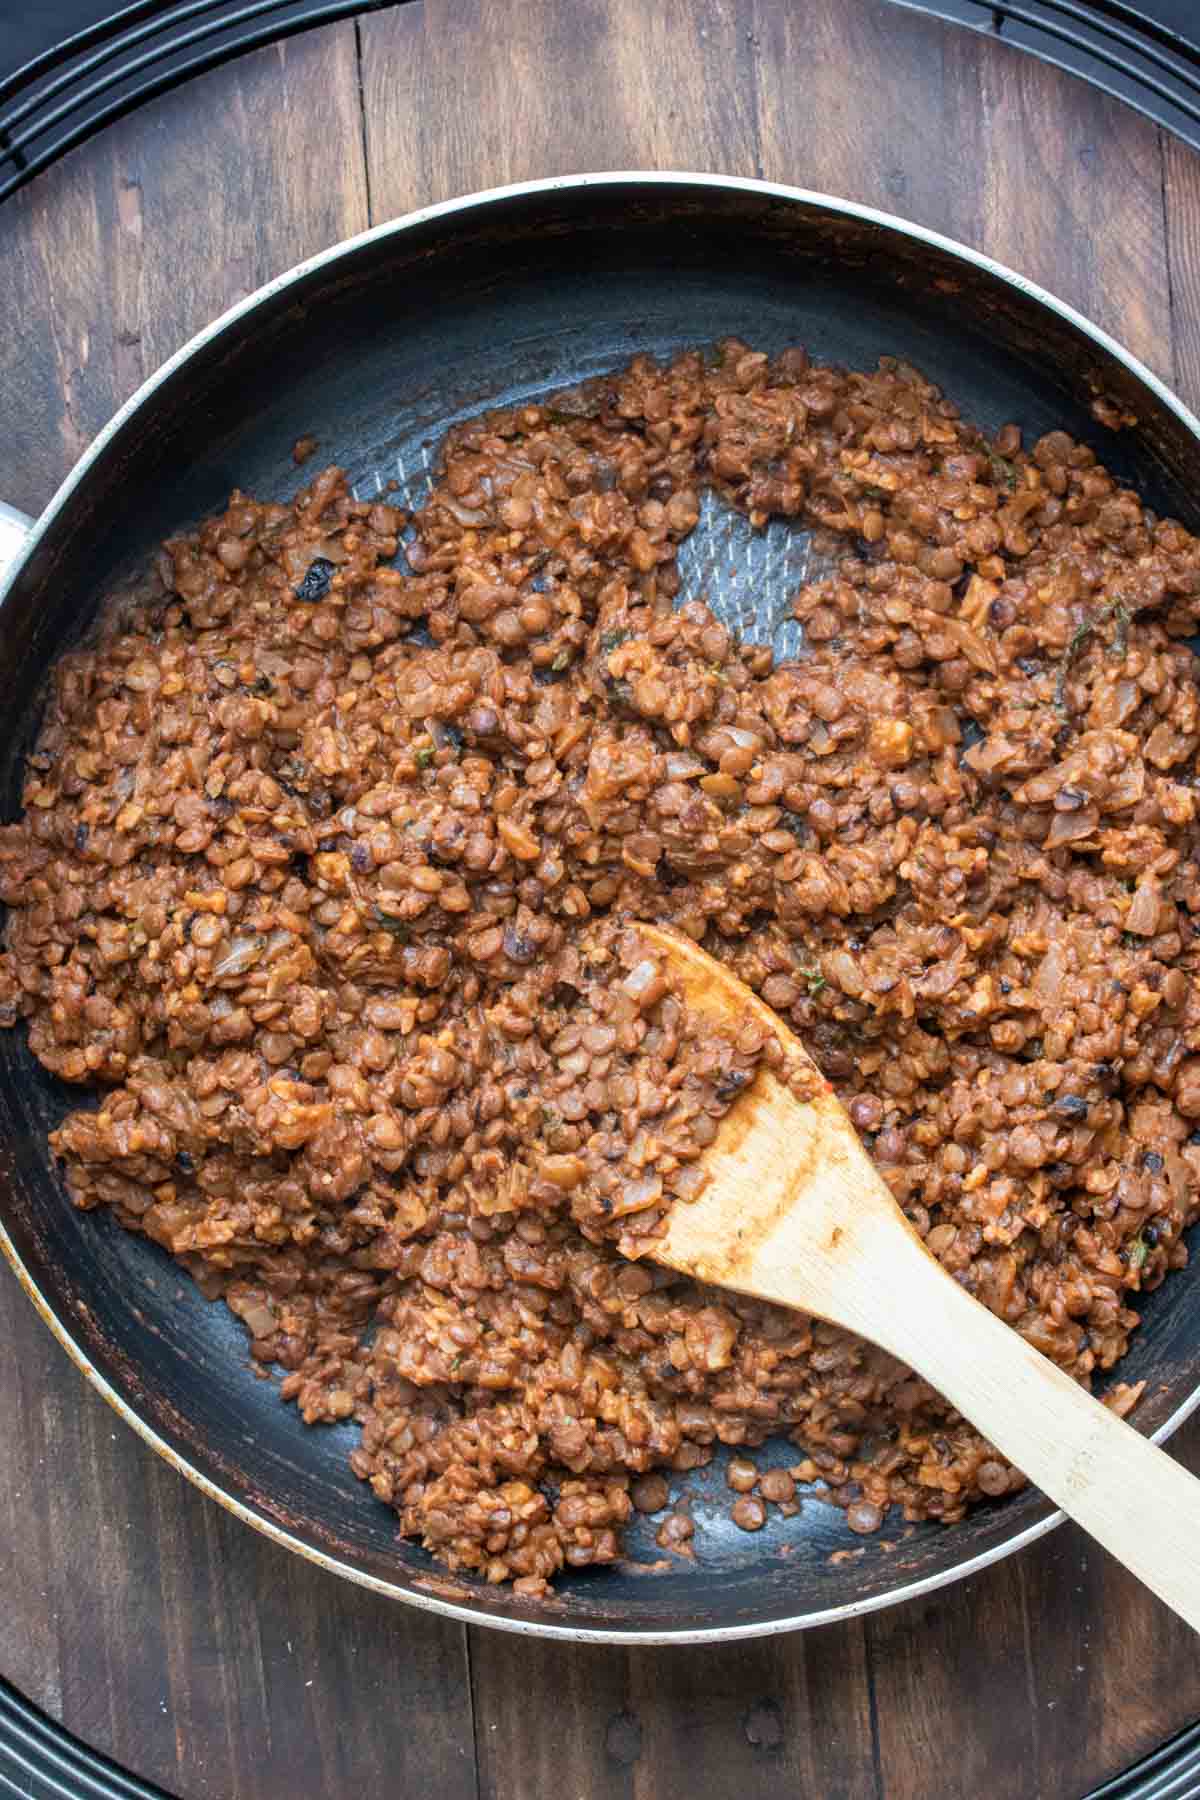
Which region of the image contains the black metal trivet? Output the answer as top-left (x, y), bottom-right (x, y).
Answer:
top-left (1091, 1719), bottom-right (1200, 1799)
top-left (3, 1), bottom-right (1200, 1796)
top-left (0, 0), bottom-right (410, 204)
top-left (0, 1677), bottom-right (169, 1800)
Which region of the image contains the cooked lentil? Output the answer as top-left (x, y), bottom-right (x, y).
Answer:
top-left (1, 337), bottom-right (1196, 1592)
top-left (727, 1457), bottom-right (760, 1493)
top-left (732, 1495), bottom-right (767, 1532)
top-left (759, 1468), bottom-right (797, 1505)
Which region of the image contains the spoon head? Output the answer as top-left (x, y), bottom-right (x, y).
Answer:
top-left (637, 924), bottom-right (908, 1318)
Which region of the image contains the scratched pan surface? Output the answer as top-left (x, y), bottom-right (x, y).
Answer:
top-left (3, 175), bottom-right (1200, 1643)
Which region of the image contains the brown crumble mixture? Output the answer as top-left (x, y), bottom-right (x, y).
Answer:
top-left (3, 338), bottom-right (1200, 1594)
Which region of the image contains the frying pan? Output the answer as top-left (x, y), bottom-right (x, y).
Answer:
top-left (3, 172), bottom-right (1200, 1646)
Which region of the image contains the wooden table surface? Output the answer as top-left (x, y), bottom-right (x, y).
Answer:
top-left (3, 2), bottom-right (1200, 1795)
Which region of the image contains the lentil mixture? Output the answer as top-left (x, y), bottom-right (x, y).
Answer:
top-left (2, 339), bottom-right (1199, 1592)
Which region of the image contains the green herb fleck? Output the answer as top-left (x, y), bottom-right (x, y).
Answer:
top-left (541, 1104), bottom-right (563, 1136)
top-left (1066, 618), bottom-right (1094, 659)
top-left (792, 950), bottom-right (827, 995)
top-left (542, 399), bottom-right (601, 424)
top-left (1054, 616), bottom-right (1096, 719)
top-left (987, 449), bottom-right (1019, 491)
top-left (861, 484), bottom-right (889, 502)
top-left (600, 627), bottom-right (632, 655)
top-left (1106, 599), bottom-right (1131, 660)
top-left (414, 745), bottom-right (435, 768)
top-left (1128, 1233), bottom-right (1149, 1272)
top-left (1057, 600), bottom-right (1131, 717)
top-left (374, 909), bottom-right (411, 940)
top-left (551, 649), bottom-right (572, 673)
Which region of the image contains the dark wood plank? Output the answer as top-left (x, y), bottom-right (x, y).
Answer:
top-left (752, 0), bottom-right (985, 237)
top-left (1165, 129), bottom-right (1200, 410)
top-left (0, 22), bottom-right (370, 515)
top-left (471, 1630), bottom-right (877, 1800)
top-left (359, 0), bottom-right (759, 221)
top-left (1031, 1469), bottom-right (1200, 1790)
top-left (0, 1269), bottom-right (74, 1719)
top-left (962, 40), bottom-right (1172, 382)
top-left (5, 1328), bottom-right (475, 1800)
top-left (865, 1556), bottom-right (1041, 1800)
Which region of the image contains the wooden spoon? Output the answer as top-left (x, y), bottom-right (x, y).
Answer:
top-left (639, 923), bottom-right (1200, 1631)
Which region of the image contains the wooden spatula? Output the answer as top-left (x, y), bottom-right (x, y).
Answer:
top-left (639, 923), bottom-right (1200, 1632)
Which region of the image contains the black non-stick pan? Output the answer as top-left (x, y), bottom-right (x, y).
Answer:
top-left (3, 173), bottom-right (1200, 1644)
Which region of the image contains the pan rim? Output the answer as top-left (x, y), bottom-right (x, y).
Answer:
top-left (4, 167), bottom-right (1200, 1644)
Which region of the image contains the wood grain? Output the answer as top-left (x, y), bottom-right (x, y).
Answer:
top-left (1165, 129), bottom-right (1200, 410)
top-left (0, 23), bottom-right (369, 515)
top-left (965, 42), bottom-right (1172, 381)
top-left (751, 0), bottom-right (985, 234)
top-left (359, 0), bottom-right (759, 220)
top-left (470, 1627), bottom-right (878, 1800)
top-left (3, 1), bottom-right (1200, 1796)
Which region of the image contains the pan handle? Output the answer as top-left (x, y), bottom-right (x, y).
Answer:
top-left (0, 500), bottom-right (32, 586)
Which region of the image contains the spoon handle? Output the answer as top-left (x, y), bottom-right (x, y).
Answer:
top-left (846, 1228), bottom-right (1200, 1632)
top-left (639, 921), bottom-right (1200, 1627)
